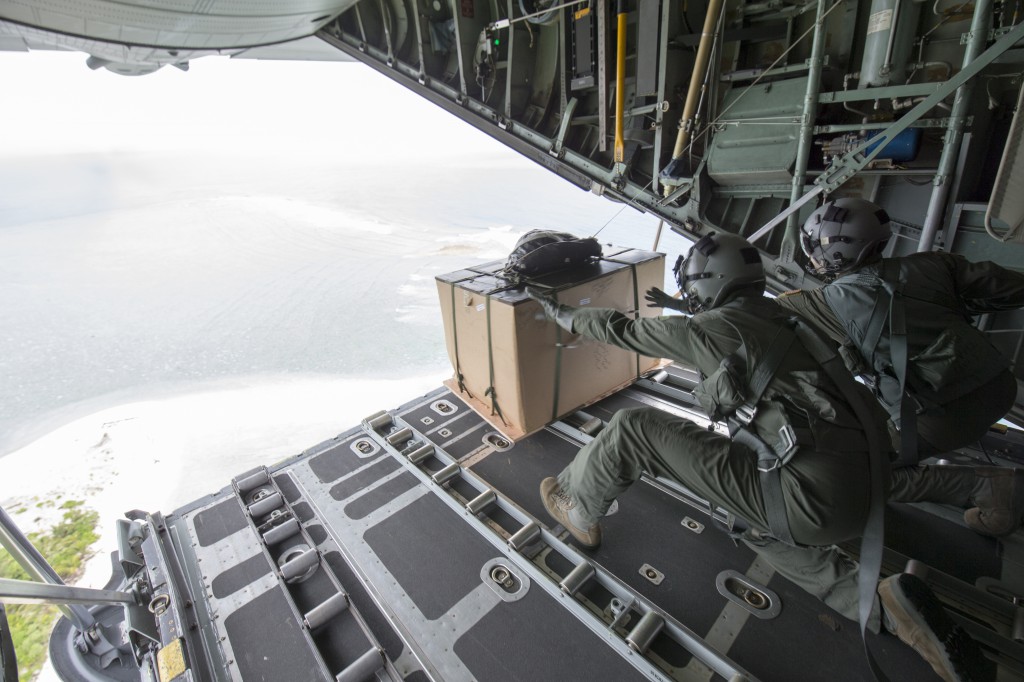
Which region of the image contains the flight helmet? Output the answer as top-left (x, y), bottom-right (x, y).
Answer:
top-left (675, 232), bottom-right (766, 314)
top-left (801, 198), bottom-right (892, 278)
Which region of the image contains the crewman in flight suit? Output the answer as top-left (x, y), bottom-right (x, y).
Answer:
top-left (529, 232), bottom-right (988, 682)
top-left (778, 198), bottom-right (1024, 538)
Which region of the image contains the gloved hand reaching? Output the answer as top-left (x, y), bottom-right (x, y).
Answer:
top-left (645, 287), bottom-right (687, 313)
top-left (526, 287), bottom-right (576, 333)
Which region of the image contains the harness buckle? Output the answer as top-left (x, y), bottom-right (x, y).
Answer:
top-left (734, 403), bottom-right (758, 426)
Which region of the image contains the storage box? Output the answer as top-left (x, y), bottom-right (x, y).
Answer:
top-left (436, 246), bottom-right (665, 441)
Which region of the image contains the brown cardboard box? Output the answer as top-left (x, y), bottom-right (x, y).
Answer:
top-left (436, 246), bottom-right (665, 441)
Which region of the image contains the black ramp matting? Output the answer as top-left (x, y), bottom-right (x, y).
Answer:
top-left (590, 481), bottom-right (758, 636)
top-left (329, 457), bottom-right (401, 501)
top-left (193, 498), bottom-right (248, 547)
top-left (730, 573), bottom-right (937, 682)
top-left (309, 437), bottom-right (375, 484)
top-left (425, 421), bottom-right (491, 460)
top-left (274, 472), bottom-right (303, 504)
top-left (454, 590), bottom-right (647, 682)
top-left (885, 503), bottom-right (1001, 583)
top-left (307, 524), bottom-right (328, 546)
top-left (224, 586), bottom-right (329, 682)
top-left (323, 551), bottom-right (406, 663)
top-left (468, 428), bottom-right (580, 524)
top-left (211, 554), bottom-right (272, 599)
top-left (344, 472), bottom-right (420, 520)
top-left (292, 501), bottom-right (315, 523)
top-left (398, 390), bottom-right (480, 431)
top-left (363, 493), bottom-right (496, 620)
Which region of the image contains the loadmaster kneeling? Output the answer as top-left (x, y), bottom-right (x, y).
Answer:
top-left (529, 232), bottom-right (992, 682)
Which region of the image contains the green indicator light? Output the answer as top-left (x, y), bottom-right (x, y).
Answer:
top-left (494, 38), bottom-right (500, 46)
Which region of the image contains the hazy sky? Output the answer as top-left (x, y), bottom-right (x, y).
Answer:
top-left (1, 50), bottom-right (518, 163)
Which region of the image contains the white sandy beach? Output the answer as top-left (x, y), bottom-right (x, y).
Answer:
top-left (0, 373), bottom-right (446, 681)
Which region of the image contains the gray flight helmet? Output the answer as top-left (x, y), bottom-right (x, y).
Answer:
top-left (675, 232), bottom-right (766, 314)
top-left (801, 198), bottom-right (892, 278)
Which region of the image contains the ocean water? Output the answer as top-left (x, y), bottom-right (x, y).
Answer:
top-left (0, 152), bottom-right (690, 456)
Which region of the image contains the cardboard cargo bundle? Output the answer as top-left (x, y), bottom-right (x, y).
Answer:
top-left (435, 246), bottom-right (666, 441)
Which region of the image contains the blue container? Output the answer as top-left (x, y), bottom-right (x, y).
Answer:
top-left (864, 128), bottom-right (922, 162)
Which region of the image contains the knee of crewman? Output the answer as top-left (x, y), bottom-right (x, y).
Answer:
top-left (606, 407), bottom-right (658, 431)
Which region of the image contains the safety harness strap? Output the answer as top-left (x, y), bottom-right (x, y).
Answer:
top-left (726, 317), bottom-right (798, 545)
top-left (861, 259), bottom-right (917, 466)
top-left (791, 318), bottom-right (890, 682)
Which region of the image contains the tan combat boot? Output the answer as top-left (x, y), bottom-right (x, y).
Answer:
top-left (539, 477), bottom-right (602, 548)
top-left (878, 573), bottom-right (993, 682)
top-left (965, 467), bottom-right (1024, 538)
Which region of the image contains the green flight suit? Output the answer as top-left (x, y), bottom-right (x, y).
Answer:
top-left (777, 252), bottom-right (1022, 461)
top-left (557, 294), bottom-right (891, 627)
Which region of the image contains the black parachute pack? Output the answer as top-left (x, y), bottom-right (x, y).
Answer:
top-left (503, 230), bottom-right (602, 279)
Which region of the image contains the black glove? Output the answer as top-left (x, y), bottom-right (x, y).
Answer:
top-left (526, 287), bottom-right (576, 333)
top-left (645, 287), bottom-right (687, 313)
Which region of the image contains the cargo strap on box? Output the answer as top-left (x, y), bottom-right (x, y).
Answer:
top-left (551, 290), bottom-right (565, 422)
top-left (483, 295), bottom-right (509, 426)
top-left (448, 283), bottom-right (470, 397)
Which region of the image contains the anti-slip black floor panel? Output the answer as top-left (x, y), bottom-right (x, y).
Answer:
top-left (430, 421), bottom-right (492, 460)
top-left (343, 472), bottom-right (420, 520)
top-left (453, 591), bottom-right (649, 682)
top-left (329, 456), bottom-right (401, 501)
top-left (364, 493), bottom-right (497, 620)
top-left (396, 394), bottom-right (467, 429)
top-left (466, 428), bottom-right (579, 524)
top-left (211, 553), bottom-right (271, 599)
top-left (224, 587), bottom-right (329, 682)
top-left (588, 481), bottom-right (755, 636)
top-left (193, 497), bottom-right (247, 547)
top-left (729, 595), bottom-right (937, 682)
top-left (274, 473), bottom-right (302, 504)
top-left (309, 438), bottom-right (376, 484)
